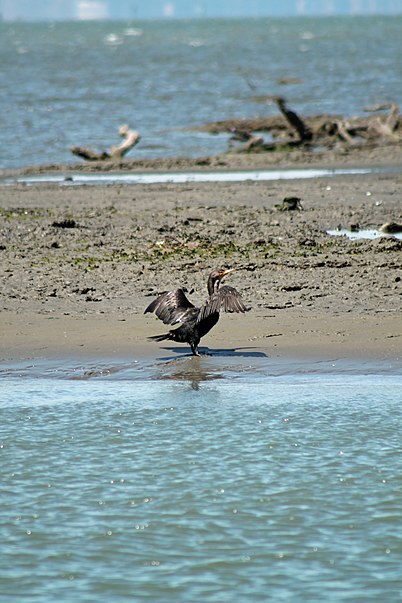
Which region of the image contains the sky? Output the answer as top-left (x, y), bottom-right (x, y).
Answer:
top-left (2, 0), bottom-right (402, 21)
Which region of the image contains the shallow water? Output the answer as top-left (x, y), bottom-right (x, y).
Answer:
top-left (2, 357), bottom-right (402, 602)
top-left (5, 167), bottom-right (374, 186)
top-left (327, 228), bottom-right (402, 241)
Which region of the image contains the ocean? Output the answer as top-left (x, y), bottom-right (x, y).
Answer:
top-left (1, 16), bottom-right (402, 170)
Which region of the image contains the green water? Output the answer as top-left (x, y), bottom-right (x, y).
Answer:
top-left (1, 368), bottom-right (402, 602)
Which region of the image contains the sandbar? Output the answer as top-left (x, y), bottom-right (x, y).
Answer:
top-left (1, 148), bottom-right (401, 372)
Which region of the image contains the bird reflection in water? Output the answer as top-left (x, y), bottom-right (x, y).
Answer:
top-left (154, 347), bottom-right (268, 390)
top-left (156, 356), bottom-right (223, 390)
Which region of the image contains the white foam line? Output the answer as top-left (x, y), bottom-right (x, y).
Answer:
top-left (14, 167), bottom-right (372, 185)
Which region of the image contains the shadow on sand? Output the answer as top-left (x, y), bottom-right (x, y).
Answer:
top-left (156, 345), bottom-right (268, 361)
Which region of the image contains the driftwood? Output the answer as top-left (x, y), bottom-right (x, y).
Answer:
top-left (270, 96), bottom-right (313, 143)
top-left (229, 96), bottom-right (313, 150)
top-left (203, 98), bottom-right (402, 153)
top-left (364, 103), bottom-right (400, 140)
top-left (71, 125), bottom-right (140, 161)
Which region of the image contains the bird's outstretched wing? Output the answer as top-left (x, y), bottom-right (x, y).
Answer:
top-left (144, 289), bottom-right (195, 325)
top-left (197, 285), bottom-right (248, 324)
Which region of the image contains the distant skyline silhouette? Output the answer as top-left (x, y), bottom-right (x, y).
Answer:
top-left (2, 0), bottom-right (402, 21)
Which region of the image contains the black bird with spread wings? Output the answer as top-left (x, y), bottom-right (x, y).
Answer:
top-left (144, 268), bottom-right (249, 355)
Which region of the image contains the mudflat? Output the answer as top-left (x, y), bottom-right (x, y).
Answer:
top-left (1, 148), bottom-right (401, 364)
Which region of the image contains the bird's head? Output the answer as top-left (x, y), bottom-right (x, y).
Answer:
top-left (207, 268), bottom-right (235, 295)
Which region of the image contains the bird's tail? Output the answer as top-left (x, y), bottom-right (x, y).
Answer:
top-left (148, 333), bottom-right (170, 342)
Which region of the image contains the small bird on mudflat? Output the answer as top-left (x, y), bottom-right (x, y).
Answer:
top-left (144, 268), bottom-right (249, 356)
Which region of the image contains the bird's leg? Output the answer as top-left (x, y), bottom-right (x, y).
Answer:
top-left (190, 343), bottom-right (200, 356)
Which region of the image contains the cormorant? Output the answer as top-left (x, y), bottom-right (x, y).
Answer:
top-left (144, 268), bottom-right (248, 355)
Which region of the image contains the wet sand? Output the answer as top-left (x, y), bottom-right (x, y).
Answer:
top-left (1, 148), bottom-right (401, 369)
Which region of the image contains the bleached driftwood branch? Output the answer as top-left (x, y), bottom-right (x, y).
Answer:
top-left (70, 125), bottom-right (141, 161)
top-left (364, 103), bottom-right (400, 140)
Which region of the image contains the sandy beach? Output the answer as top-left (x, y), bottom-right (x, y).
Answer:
top-left (1, 147), bottom-right (401, 366)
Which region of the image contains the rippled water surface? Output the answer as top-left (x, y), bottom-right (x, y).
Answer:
top-left (2, 362), bottom-right (402, 602)
top-left (1, 16), bottom-right (402, 169)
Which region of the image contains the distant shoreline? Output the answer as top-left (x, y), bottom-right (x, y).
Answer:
top-left (2, 142), bottom-right (402, 180)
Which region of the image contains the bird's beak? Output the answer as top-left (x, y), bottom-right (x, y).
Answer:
top-left (220, 268), bottom-right (236, 278)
